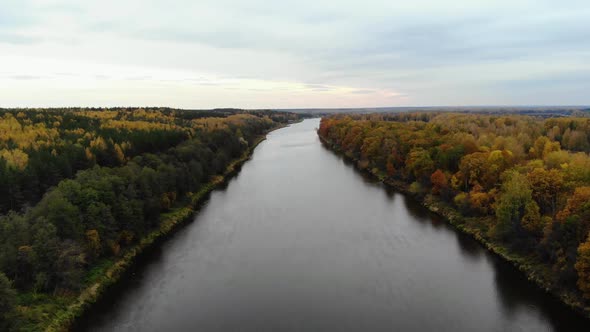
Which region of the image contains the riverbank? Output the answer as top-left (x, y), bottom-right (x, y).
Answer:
top-left (318, 134), bottom-right (590, 321)
top-left (42, 124), bottom-right (288, 332)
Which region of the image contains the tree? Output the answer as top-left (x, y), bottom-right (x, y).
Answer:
top-left (430, 169), bottom-right (447, 195)
top-left (527, 168), bottom-right (564, 217)
top-left (468, 187), bottom-right (496, 215)
top-left (564, 153), bottom-right (590, 187)
top-left (113, 143), bottom-right (126, 164)
top-left (160, 193), bottom-right (172, 210)
top-left (563, 130), bottom-right (589, 151)
top-left (457, 152), bottom-right (488, 191)
top-left (406, 148), bottom-right (434, 184)
top-left (493, 171), bottom-right (540, 241)
top-left (35, 190), bottom-right (81, 240)
top-left (85, 229), bottom-right (101, 260)
top-left (30, 217), bottom-right (59, 292)
top-left (54, 241), bottom-right (86, 292)
top-left (544, 150), bottom-right (569, 170)
top-left (557, 187), bottom-right (590, 223)
top-left (15, 245), bottom-right (34, 289)
top-left (0, 272), bottom-right (16, 330)
top-left (484, 150), bottom-right (513, 189)
top-left (0, 148), bottom-right (29, 170)
top-left (556, 186), bottom-right (590, 244)
top-left (521, 199), bottom-right (542, 237)
top-left (530, 136), bottom-right (560, 159)
top-left (575, 235), bottom-right (590, 299)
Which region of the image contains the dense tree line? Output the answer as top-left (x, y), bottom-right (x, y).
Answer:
top-left (0, 108), bottom-right (299, 330)
top-left (319, 113), bottom-right (590, 302)
top-left (0, 107), bottom-right (300, 214)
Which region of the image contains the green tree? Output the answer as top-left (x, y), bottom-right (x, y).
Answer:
top-left (493, 171), bottom-right (539, 241)
top-left (0, 272), bottom-right (16, 330)
top-left (406, 148), bottom-right (434, 184)
top-left (34, 190), bottom-right (81, 240)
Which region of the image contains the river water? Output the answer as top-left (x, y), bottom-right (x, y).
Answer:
top-left (79, 119), bottom-right (588, 331)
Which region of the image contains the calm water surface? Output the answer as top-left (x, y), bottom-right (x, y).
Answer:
top-left (79, 119), bottom-right (588, 331)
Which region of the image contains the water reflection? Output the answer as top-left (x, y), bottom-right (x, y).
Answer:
top-left (491, 256), bottom-right (588, 331)
top-left (453, 231), bottom-right (483, 261)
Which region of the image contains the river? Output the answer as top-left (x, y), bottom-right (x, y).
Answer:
top-left (78, 118), bottom-right (588, 331)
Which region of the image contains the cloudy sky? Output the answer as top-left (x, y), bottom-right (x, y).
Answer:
top-left (1, 0), bottom-right (589, 108)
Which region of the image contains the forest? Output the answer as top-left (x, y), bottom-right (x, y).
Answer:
top-left (319, 112), bottom-right (590, 308)
top-left (0, 107), bottom-right (300, 331)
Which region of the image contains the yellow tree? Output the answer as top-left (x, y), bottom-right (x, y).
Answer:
top-left (575, 235), bottom-right (590, 299)
top-left (0, 149), bottom-right (29, 170)
top-left (85, 229), bottom-right (102, 259)
top-left (457, 152), bottom-right (488, 191)
top-left (527, 168), bottom-right (564, 217)
top-left (557, 187), bottom-right (590, 224)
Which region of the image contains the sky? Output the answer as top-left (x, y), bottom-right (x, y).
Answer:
top-left (0, 0), bottom-right (589, 109)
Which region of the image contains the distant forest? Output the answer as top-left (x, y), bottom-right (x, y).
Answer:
top-left (0, 107), bottom-right (300, 330)
top-left (319, 112), bottom-right (590, 306)
top-left (280, 106), bottom-right (590, 117)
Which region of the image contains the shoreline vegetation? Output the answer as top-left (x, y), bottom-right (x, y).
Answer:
top-left (47, 129), bottom-right (276, 332)
top-left (0, 108), bottom-right (304, 331)
top-left (318, 113), bottom-right (590, 321)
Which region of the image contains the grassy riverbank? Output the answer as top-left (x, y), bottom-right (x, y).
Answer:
top-left (319, 134), bottom-right (590, 321)
top-left (35, 127), bottom-right (279, 332)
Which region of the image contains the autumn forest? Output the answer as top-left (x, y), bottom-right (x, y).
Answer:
top-left (2, 107), bottom-right (590, 330)
top-left (318, 112), bottom-right (590, 313)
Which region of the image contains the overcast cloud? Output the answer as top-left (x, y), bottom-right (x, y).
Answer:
top-left (0, 0), bottom-right (589, 108)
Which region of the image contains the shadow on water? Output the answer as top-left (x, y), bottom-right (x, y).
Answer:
top-left (73, 162), bottom-right (245, 331)
top-left (401, 193), bottom-right (483, 261)
top-left (325, 140), bottom-right (590, 331)
top-left (387, 175), bottom-right (589, 331)
top-left (401, 194), bottom-right (434, 221)
top-left (319, 141), bottom-right (381, 188)
top-left (491, 255), bottom-right (589, 331)
top-left (453, 231), bottom-right (483, 261)
top-left (396, 171), bottom-right (589, 330)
